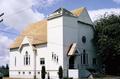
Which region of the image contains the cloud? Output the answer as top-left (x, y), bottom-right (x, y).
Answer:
top-left (113, 0), bottom-right (120, 4)
top-left (0, 0), bottom-right (60, 35)
top-left (0, 0), bottom-right (59, 66)
top-left (88, 8), bottom-right (120, 21)
top-left (0, 34), bottom-right (12, 66)
top-left (0, 0), bottom-right (46, 32)
top-left (32, 0), bottom-right (60, 14)
top-left (0, 0), bottom-right (59, 32)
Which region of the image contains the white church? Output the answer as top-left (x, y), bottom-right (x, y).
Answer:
top-left (9, 7), bottom-right (97, 79)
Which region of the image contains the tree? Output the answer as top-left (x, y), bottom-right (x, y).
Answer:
top-left (95, 14), bottom-right (120, 75)
top-left (1, 65), bottom-right (5, 69)
top-left (58, 66), bottom-right (63, 79)
top-left (41, 66), bottom-right (46, 79)
top-left (6, 64), bottom-right (9, 69)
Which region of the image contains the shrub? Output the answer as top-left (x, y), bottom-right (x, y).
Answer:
top-left (41, 66), bottom-right (46, 79)
top-left (58, 66), bottom-right (63, 79)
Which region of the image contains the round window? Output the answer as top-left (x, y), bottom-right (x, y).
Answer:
top-left (82, 36), bottom-right (86, 43)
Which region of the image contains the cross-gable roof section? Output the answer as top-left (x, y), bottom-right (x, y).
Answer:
top-left (72, 7), bottom-right (93, 25)
top-left (10, 20), bottom-right (47, 49)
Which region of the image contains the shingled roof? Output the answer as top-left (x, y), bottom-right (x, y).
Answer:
top-left (10, 7), bottom-right (85, 49)
top-left (10, 20), bottom-right (47, 49)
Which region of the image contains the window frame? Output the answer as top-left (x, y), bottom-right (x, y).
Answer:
top-left (82, 36), bottom-right (86, 43)
top-left (24, 51), bottom-right (30, 65)
top-left (40, 58), bottom-right (45, 65)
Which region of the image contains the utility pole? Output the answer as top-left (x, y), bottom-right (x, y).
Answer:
top-left (0, 13), bottom-right (4, 23)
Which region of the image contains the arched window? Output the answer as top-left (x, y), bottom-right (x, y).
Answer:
top-left (83, 51), bottom-right (86, 64)
top-left (24, 51), bottom-right (30, 65)
top-left (26, 52), bottom-right (28, 65)
top-left (82, 36), bottom-right (86, 43)
top-left (81, 49), bottom-right (88, 65)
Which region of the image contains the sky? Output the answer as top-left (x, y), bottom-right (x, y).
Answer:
top-left (0, 0), bottom-right (120, 66)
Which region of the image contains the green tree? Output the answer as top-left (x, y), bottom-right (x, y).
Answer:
top-left (95, 14), bottom-right (120, 75)
top-left (6, 64), bottom-right (9, 69)
top-left (41, 66), bottom-right (46, 79)
top-left (58, 66), bottom-right (63, 79)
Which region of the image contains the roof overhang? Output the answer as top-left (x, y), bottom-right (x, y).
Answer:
top-left (67, 43), bottom-right (77, 56)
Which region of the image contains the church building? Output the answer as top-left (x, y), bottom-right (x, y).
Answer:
top-left (9, 7), bottom-right (97, 79)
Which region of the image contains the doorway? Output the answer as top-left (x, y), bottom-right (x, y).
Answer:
top-left (69, 56), bottom-right (75, 69)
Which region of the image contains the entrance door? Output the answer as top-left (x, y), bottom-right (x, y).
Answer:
top-left (69, 56), bottom-right (75, 69)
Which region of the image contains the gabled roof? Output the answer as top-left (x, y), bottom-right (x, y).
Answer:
top-left (67, 43), bottom-right (77, 56)
top-left (72, 7), bottom-right (94, 25)
top-left (10, 7), bottom-right (92, 49)
top-left (10, 20), bottom-right (47, 49)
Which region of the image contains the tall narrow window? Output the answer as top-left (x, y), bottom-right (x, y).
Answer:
top-left (93, 58), bottom-right (96, 65)
top-left (24, 51), bottom-right (30, 65)
top-left (26, 52), bottom-right (28, 65)
top-left (83, 52), bottom-right (86, 64)
top-left (82, 49), bottom-right (88, 65)
top-left (81, 54), bottom-right (83, 64)
top-left (86, 54), bottom-right (88, 64)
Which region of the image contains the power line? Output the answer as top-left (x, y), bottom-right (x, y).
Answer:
top-left (3, 2), bottom-right (42, 19)
top-left (0, 13), bottom-right (4, 23)
top-left (0, 13), bottom-right (4, 17)
top-left (4, 6), bottom-right (31, 19)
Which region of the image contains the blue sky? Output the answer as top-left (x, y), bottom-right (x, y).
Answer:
top-left (32, 0), bottom-right (120, 15)
top-left (0, 0), bottom-right (120, 66)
